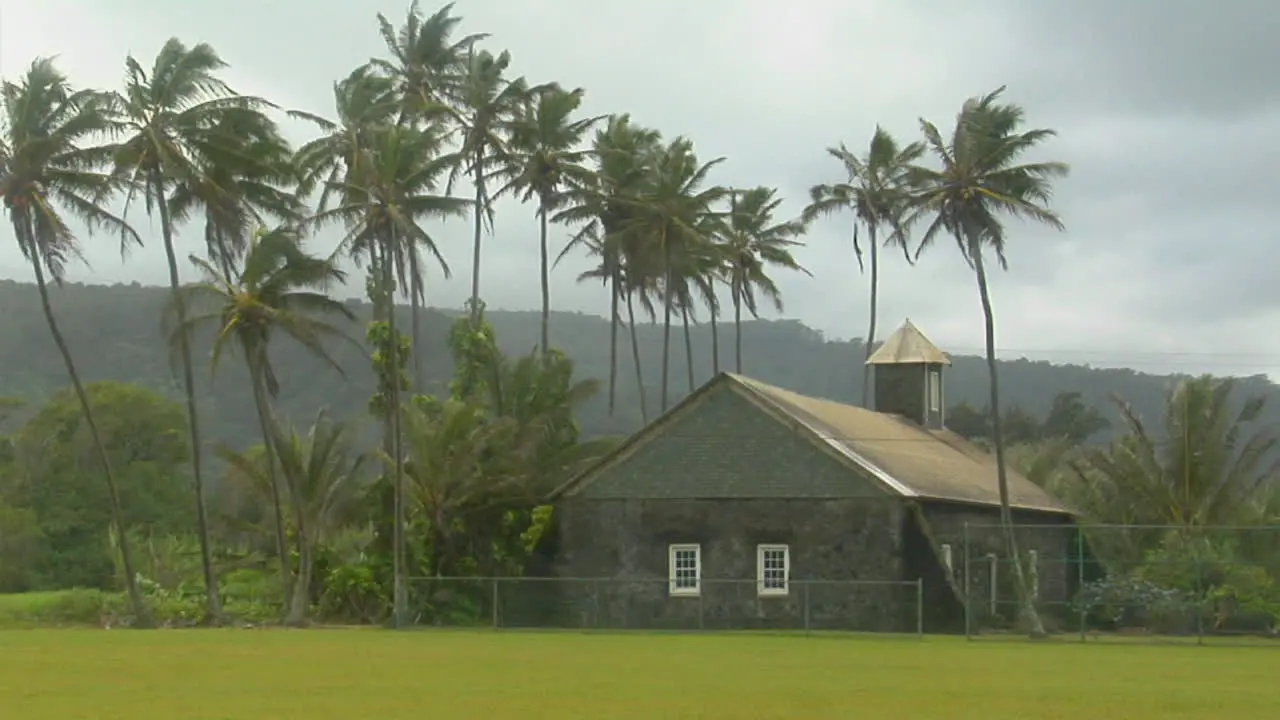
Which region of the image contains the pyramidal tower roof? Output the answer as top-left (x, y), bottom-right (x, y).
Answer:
top-left (864, 319), bottom-right (951, 366)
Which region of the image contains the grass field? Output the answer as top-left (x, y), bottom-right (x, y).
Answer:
top-left (1, 630), bottom-right (1276, 719)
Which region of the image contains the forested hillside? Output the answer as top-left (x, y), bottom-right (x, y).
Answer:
top-left (3, 279), bottom-right (1273, 452)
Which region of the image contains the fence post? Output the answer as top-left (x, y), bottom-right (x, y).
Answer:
top-left (803, 582), bottom-right (811, 633)
top-left (916, 578), bottom-right (924, 638)
top-left (491, 578), bottom-right (499, 629)
top-left (1194, 539), bottom-right (1205, 646)
top-left (963, 522), bottom-right (972, 640)
top-left (593, 579), bottom-right (601, 630)
top-left (1076, 528), bottom-right (1086, 643)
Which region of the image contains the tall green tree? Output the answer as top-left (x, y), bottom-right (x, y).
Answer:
top-left (170, 226), bottom-right (355, 622)
top-left (310, 122), bottom-right (469, 627)
top-left (218, 409), bottom-right (368, 625)
top-left (452, 48), bottom-right (531, 322)
top-left (107, 38), bottom-right (276, 623)
top-left (0, 58), bottom-right (151, 624)
top-left (371, 1), bottom-right (483, 388)
top-left (556, 115), bottom-right (662, 421)
top-left (721, 187), bottom-right (808, 374)
top-left (622, 137), bottom-right (725, 412)
top-left (497, 84), bottom-right (603, 354)
top-left (803, 127), bottom-right (921, 406)
top-left (6, 382), bottom-right (192, 592)
top-left (1082, 376), bottom-right (1280, 529)
top-left (905, 86), bottom-right (1068, 638)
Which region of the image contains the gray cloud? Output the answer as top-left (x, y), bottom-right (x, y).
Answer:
top-left (2, 0), bottom-right (1279, 379)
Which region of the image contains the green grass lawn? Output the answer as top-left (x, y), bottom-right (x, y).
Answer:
top-left (1, 630), bottom-right (1276, 719)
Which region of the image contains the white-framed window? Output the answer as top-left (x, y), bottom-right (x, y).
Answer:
top-left (928, 370), bottom-right (942, 412)
top-left (1028, 550), bottom-right (1040, 600)
top-left (757, 544), bottom-right (790, 597)
top-left (668, 544), bottom-right (701, 596)
top-left (940, 543), bottom-right (953, 575)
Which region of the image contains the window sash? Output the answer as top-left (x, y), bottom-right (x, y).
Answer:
top-left (757, 544), bottom-right (790, 596)
top-left (668, 544), bottom-right (701, 596)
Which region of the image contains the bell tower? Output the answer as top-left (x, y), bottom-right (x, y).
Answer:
top-left (865, 319), bottom-right (950, 430)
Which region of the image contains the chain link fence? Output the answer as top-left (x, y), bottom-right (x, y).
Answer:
top-left (403, 576), bottom-right (924, 635)
top-left (961, 523), bottom-right (1280, 644)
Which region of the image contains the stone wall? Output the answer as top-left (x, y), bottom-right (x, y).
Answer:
top-left (552, 497), bottom-right (910, 632)
top-left (920, 502), bottom-right (1077, 629)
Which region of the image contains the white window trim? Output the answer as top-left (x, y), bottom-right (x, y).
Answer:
top-left (756, 544), bottom-right (790, 597)
top-left (940, 543), bottom-right (953, 575)
top-left (668, 544), bottom-right (701, 597)
top-left (928, 370), bottom-right (942, 412)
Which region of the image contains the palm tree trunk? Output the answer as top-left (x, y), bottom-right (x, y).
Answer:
top-left (660, 234), bottom-right (673, 412)
top-left (151, 172), bottom-right (220, 623)
top-left (710, 307), bottom-right (720, 375)
top-left (734, 283), bottom-right (744, 374)
top-left (25, 235), bottom-right (151, 628)
top-left (862, 225), bottom-right (879, 409)
top-left (385, 233), bottom-right (409, 629)
top-left (626, 292), bottom-right (649, 424)
top-left (539, 201), bottom-right (551, 355)
top-left (971, 241), bottom-right (1046, 639)
top-left (682, 306), bottom-right (695, 393)
top-left (607, 271), bottom-right (620, 416)
top-left (469, 147), bottom-right (485, 323)
top-left (246, 351), bottom-right (292, 615)
top-left (408, 252), bottom-right (425, 392)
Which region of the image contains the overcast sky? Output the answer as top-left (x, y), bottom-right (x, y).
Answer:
top-left (3, 0), bottom-right (1279, 377)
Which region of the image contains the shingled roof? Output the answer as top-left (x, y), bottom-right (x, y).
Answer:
top-left (728, 374), bottom-right (1069, 514)
top-left (556, 373), bottom-right (1072, 516)
top-left (865, 319), bottom-right (951, 366)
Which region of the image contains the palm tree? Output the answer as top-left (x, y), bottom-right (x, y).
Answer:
top-left (904, 86), bottom-right (1069, 637)
top-left (372, 0), bottom-right (484, 125)
top-left (722, 187), bottom-right (808, 374)
top-left (0, 58), bottom-right (151, 625)
top-left (106, 38), bottom-right (275, 623)
top-left (803, 127), bottom-right (922, 407)
top-left (555, 114), bottom-right (661, 419)
top-left (169, 226), bottom-right (355, 622)
top-left (1082, 376), bottom-right (1280, 529)
top-left (218, 409), bottom-right (368, 625)
top-left (168, 110), bottom-right (303, 279)
top-left (371, 1), bottom-right (483, 387)
top-left (495, 84), bottom-right (603, 354)
top-left (622, 137), bottom-right (725, 412)
top-left (310, 123), bottom-right (470, 627)
top-left (451, 48), bottom-right (531, 323)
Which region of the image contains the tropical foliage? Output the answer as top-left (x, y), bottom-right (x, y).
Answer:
top-left (5, 1), bottom-right (1278, 638)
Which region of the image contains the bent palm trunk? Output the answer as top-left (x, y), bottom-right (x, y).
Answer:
top-left (710, 309), bottom-right (720, 375)
top-left (385, 242), bottom-right (408, 629)
top-left (682, 306), bottom-right (695, 392)
top-left (626, 293), bottom-right (649, 424)
top-left (539, 202), bottom-right (551, 355)
top-left (660, 236), bottom-right (673, 412)
top-left (469, 146), bottom-right (485, 322)
top-left (734, 288), bottom-right (744, 374)
top-left (862, 226), bottom-right (879, 409)
top-left (607, 272), bottom-right (620, 416)
top-left (408, 252), bottom-right (425, 392)
top-left (972, 242), bottom-right (1046, 638)
top-left (27, 244), bottom-right (151, 627)
top-left (247, 352), bottom-right (292, 616)
top-left (152, 173), bottom-right (221, 622)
